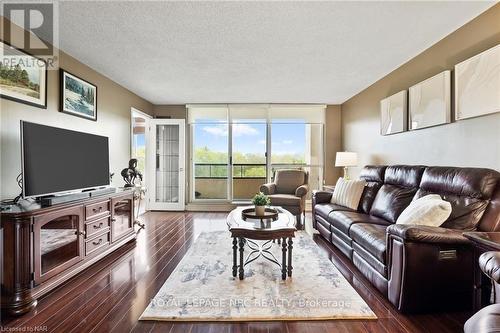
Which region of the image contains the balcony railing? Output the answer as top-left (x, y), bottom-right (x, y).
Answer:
top-left (195, 163), bottom-right (267, 179)
top-left (194, 163), bottom-right (308, 179)
top-left (193, 163), bottom-right (316, 200)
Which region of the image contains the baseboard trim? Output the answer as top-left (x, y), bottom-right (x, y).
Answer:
top-left (185, 203), bottom-right (236, 212)
top-left (165, 201), bottom-right (314, 213)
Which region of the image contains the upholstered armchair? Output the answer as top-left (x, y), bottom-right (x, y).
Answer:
top-left (260, 169), bottom-right (309, 229)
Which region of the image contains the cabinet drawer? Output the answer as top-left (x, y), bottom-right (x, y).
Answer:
top-left (85, 200), bottom-right (110, 220)
top-left (85, 217), bottom-right (110, 238)
top-left (85, 232), bottom-right (110, 256)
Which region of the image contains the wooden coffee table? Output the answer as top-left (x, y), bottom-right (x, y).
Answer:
top-left (227, 206), bottom-right (296, 280)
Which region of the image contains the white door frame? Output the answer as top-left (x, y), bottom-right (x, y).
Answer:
top-left (131, 108), bottom-right (152, 213)
top-left (147, 119), bottom-right (186, 211)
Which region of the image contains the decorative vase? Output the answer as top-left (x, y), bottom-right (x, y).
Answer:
top-left (255, 205), bottom-right (265, 216)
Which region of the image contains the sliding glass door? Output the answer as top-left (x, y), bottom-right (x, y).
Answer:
top-left (189, 105), bottom-right (325, 203)
top-left (191, 107), bottom-right (228, 200)
top-left (231, 117), bottom-right (267, 201)
top-left (270, 122), bottom-right (324, 199)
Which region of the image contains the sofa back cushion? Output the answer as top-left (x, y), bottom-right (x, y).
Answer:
top-left (480, 185), bottom-right (500, 232)
top-left (359, 165), bottom-right (386, 183)
top-left (369, 165), bottom-right (425, 223)
top-left (274, 169), bottom-right (306, 194)
top-left (415, 167), bottom-right (500, 231)
top-left (358, 165), bottom-right (386, 214)
top-left (370, 185), bottom-right (417, 223)
top-left (384, 165), bottom-right (426, 188)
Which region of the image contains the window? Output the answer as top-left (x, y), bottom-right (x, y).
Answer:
top-left (188, 104), bottom-right (325, 202)
top-left (131, 109), bottom-right (150, 182)
top-left (191, 107), bottom-right (229, 199)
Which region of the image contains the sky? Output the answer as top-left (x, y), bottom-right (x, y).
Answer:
top-left (193, 121), bottom-right (306, 157)
top-left (134, 121), bottom-right (309, 159)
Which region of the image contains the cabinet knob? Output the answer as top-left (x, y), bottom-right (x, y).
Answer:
top-left (111, 218), bottom-right (116, 222)
top-left (75, 231), bottom-right (86, 237)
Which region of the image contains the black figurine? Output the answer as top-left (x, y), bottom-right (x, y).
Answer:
top-left (121, 159), bottom-right (143, 187)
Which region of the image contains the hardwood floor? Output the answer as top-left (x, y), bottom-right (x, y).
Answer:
top-left (1, 211), bottom-right (471, 332)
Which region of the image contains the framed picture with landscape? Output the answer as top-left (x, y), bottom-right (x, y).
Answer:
top-left (60, 69), bottom-right (97, 121)
top-left (0, 41), bottom-right (47, 108)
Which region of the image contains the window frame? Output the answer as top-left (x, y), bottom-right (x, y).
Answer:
top-left (188, 104), bottom-right (325, 203)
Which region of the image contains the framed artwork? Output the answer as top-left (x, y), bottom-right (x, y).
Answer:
top-left (60, 69), bottom-right (97, 121)
top-left (0, 41), bottom-right (48, 109)
top-left (455, 44), bottom-right (500, 120)
top-left (380, 90), bottom-right (407, 135)
top-left (409, 70), bottom-right (451, 130)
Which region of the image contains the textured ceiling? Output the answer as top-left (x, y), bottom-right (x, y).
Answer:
top-left (58, 1), bottom-right (494, 105)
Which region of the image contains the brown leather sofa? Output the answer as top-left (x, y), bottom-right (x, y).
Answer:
top-left (465, 251), bottom-right (500, 333)
top-left (312, 165), bottom-right (500, 313)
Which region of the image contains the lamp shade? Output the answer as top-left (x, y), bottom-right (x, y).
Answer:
top-left (335, 152), bottom-right (358, 167)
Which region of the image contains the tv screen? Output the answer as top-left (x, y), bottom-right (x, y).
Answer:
top-left (22, 121), bottom-right (110, 198)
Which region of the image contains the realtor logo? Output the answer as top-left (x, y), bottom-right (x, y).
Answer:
top-left (1, 1), bottom-right (58, 67)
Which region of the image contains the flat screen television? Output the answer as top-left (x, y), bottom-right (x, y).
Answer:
top-left (21, 121), bottom-right (110, 198)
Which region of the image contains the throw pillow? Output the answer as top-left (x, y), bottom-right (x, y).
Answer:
top-left (330, 177), bottom-right (367, 210)
top-left (396, 194), bottom-right (452, 226)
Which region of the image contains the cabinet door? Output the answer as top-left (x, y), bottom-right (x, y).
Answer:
top-left (34, 206), bottom-right (84, 284)
top-left (111, 195), bottom-right (134, 243)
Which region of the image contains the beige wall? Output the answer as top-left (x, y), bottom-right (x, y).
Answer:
top-left (324, 105), bottom-right (342, 185)
top-left (341, 4), bottom-right (500, 178)
top-left (0, 17), bottom-right (153, 199)
top-left (154, 105), bottom-right (187, 119)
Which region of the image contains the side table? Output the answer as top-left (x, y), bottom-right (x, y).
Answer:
top-left (322, 185), bottom-right (335, 192)
top-left (463, 232), bottom-right (500, 312)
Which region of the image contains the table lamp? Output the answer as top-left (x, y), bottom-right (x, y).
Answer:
top-left (335, 152), bottom-right (358, 180)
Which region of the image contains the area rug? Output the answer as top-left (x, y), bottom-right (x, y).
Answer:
top-left (140, 231), bottom-right (376, 321)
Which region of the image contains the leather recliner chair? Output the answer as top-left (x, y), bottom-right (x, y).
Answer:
top-left (465, 251), bottom-right (500, 333)
top-left (312, 165), bottom-right (500, 313)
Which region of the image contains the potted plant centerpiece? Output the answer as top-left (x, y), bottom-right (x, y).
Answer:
top-left (252, 192), bottom-right (270, 216)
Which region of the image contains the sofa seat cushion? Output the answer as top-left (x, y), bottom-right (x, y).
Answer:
top-left (315, 215), bottom-right (331, 232)
top-left (331, 225), bottom-right (353, 246)
top-left (353, 242), bottom-right (387, 277)
top-left (268, 194), bottom-right (300, 207)
top-left (330, 211), bottom-right (391, 235)
top-left (349, 223), bottom-right (388, 263)
top-left (315, 203), bottom-right (354, 220)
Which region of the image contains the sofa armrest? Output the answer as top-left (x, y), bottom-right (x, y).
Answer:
top-left (259, 183), bottom-right (276, 195)
top-left (311, 190), bottom-right (333, 229)
top-left (312, 190), bottom-right (333, 205)
top-left (479, 251), bottom-right (500, 283)
top-left (386, 224), bottom-right (471, 245)
top-left (386, 224), bottom-right (473, 313)
top-left (295, 185), bottom-right (309, 197)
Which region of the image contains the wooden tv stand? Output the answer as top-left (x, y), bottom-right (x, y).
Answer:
top-left (1, 189), bottom-right (136, 316)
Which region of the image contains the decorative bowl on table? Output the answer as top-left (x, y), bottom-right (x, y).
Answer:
top-left (241, 207), bottom-right (279, 221)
